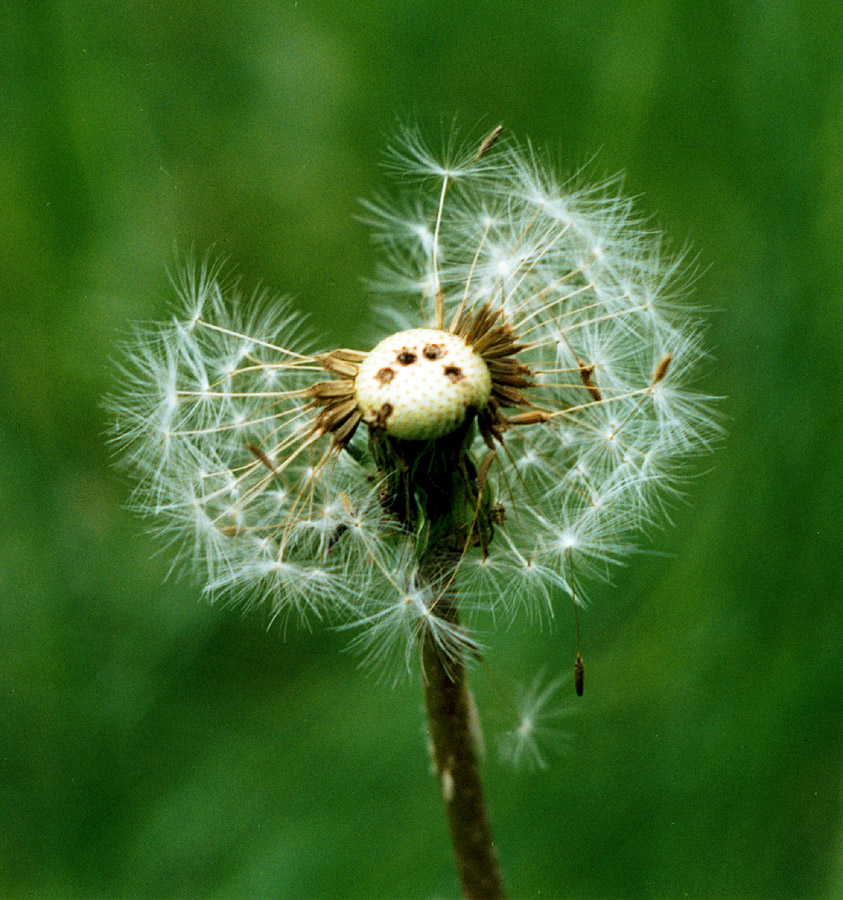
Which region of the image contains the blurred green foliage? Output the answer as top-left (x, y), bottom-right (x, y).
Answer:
top-left (1, 2), bottom-right (842, 898)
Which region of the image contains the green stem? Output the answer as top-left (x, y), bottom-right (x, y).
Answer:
top-left (421, 546), bottom-right (507, 900)
top-left (373, 425), bottom-right (504, 897)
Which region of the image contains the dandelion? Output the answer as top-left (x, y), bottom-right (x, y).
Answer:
top-left (109, 124), bottom-right (718, 900)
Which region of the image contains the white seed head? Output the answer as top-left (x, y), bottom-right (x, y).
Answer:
top-left (109, 125), bottom-right (720, 685)
top-left (354, 329), bottom-right (492, 440)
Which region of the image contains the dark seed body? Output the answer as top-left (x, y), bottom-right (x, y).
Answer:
top-left (575, 652), bottom-right (584, 696)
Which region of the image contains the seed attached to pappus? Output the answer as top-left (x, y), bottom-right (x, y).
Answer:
top-left (575, 651), bottom-right (584, 697)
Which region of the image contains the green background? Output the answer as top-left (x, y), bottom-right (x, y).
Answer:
top-left (2, 2), bottom-right (842, 898)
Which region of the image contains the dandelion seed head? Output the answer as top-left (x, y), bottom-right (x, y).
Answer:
top-left (108, 123), bottom-right (719, 681)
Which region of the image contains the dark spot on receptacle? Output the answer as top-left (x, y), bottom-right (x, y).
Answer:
top-left (397, 349), bottom-right (417, 365)
top-left (423, 343), bottom-right (445, 360)
top-left (444, 365), bottom-right (464, 383)
top-left (375, 366), bottom-right (395, 385)
top-left (363, 401), bottom-right (393, 431)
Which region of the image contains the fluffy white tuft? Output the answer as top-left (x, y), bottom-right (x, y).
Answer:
top-left (110, 126), bottom-right (719, 681)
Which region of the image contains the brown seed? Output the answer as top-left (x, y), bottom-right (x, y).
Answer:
top-left (578, 364), bottom-right (602, 402)
top-left (316, 350), bottom-right (364, 378)
top-left (247, 442), bottom-right (277, 474)
top-left (475, 123), bottom-right (504, 159)
top-left (505, 410), bottom-right (551, 426)
top-left (330, 411), bottom-right (361, 447)
top-left (375, 366), bottom-right (395, 385)
top-left (308, 378), bottom-right (355, 401)
top-left (653, 353), bottom-right (673, 384)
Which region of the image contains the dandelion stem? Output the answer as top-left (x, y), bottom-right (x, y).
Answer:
top-left (421, 546), bottom-right (506, 900)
